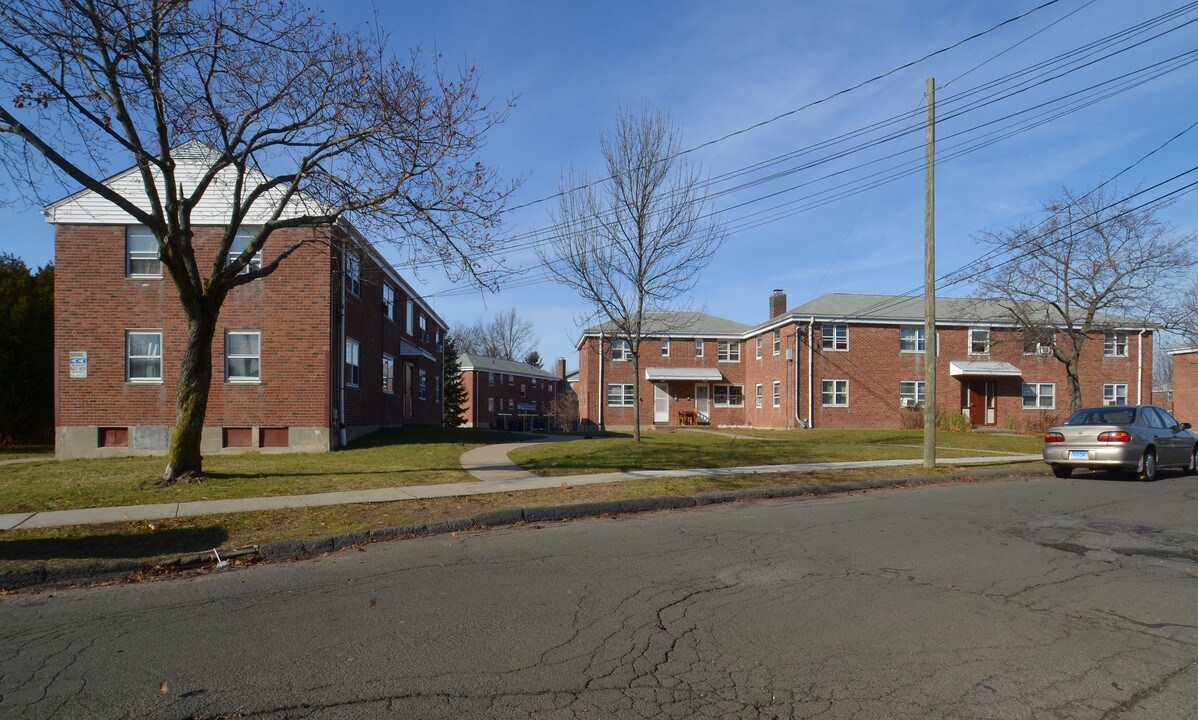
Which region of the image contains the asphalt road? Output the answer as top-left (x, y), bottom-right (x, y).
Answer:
top-left (2, 471), bottom-right (1197, 719)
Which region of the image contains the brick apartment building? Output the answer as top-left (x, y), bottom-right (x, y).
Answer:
top-left (576, 291), bottom-right (1153, 432)
top-left (49, 142), bottom-right (446, 459)
top-left (1169, 345), bottom-right (1198, 424)
top-left (458, 354), bottom-right (571, 429)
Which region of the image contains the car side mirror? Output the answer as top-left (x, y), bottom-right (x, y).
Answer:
top-left (1182, 422), bottom-right (1192, 430)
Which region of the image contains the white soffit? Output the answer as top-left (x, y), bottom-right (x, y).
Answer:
top-left (644, 367), bottom-right (724, 381)
top-left (948, 360), bottom-right (1022, 377)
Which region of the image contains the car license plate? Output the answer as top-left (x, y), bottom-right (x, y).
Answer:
top-left (1069, 450), bottom-right (1089, 459)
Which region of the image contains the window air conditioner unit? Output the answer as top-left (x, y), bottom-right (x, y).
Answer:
top-left (1038, 345), bottom-right (1052, 356)
top-left (901, 398), bottom-right (916, 408)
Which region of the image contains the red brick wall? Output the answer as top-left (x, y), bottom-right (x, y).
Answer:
top-left (54, 223), bottom-right (446, 445)
top-left (338, 243), bottom-right (443, 428)
top-left (575, 322), bottom-right (1153, 431)
top-left (460, 368), bottom-right (567, 427)
top-left (577, 336), bottom-right (748, 427)
top-left (1172, 351), bottom-right (1198, 424)
top-left (800, 322), bottom-right (1151, 430)
top-left (55, 224), bottom-right (332, 429)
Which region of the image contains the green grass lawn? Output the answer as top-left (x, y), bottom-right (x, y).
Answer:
top-left (0, 445), bottom-right (54, 461)
top-left (510, 428), bottom-right (1043, 476)
top-left (0, 428), bottom-right (525, 514)
top-left (0, 462), bottom-right (1035, 569)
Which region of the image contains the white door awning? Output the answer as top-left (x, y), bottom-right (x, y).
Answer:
top-left (949, 360), bottom-right (1022, 377)
top-left (645, 367), bottom-right (723, 381)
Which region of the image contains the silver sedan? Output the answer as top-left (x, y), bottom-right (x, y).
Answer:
top-left (1042, 404), bottom-right (1198, 480)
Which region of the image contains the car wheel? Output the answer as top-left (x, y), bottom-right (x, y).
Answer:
top-left (1138, 449), bottom-right (1158, 482)
top-left (1187, 445), bottom-right (1198, 476)
top-left (1051, 465), bottom-right (1073, 479)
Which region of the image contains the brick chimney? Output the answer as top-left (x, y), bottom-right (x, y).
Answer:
top-left (769, 289), bottom-right (787, 319)
top-left (556, 356), bottom-right (567, 380)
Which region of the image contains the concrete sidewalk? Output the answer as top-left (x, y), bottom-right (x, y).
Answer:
top-left (0, 433), bottom-right (1039, 530)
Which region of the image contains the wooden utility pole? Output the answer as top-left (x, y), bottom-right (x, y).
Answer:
top-left (924, 77), bottom-right (937, 470)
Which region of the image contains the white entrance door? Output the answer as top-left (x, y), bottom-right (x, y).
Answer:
top-left (695, 384), bottom-right (710, 424)
top-left (654, 383), bottom-right (670, 423)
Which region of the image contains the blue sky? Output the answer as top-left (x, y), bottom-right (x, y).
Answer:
top-left (3, 0), bottom-right (1196, 368)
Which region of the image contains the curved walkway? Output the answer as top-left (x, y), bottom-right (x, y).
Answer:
top-left (0, 434), bottom-right (1040, 530)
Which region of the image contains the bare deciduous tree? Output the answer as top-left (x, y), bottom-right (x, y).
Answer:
top-left (539, 106), bottom-right (725, 442)
top-left (0, 0), bottom-right (511, 482)
top-left (454, 308), bottom-right (539, 361)
top-left (973, 185), bottom-right (1194, 412)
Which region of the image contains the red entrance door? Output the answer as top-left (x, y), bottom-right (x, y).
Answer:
top-left (965, 381), bottom-right (995, 426)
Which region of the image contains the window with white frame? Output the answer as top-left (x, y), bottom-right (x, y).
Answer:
top-left (508, 373), bottom-right (514, 385)
top-left (899, 380), bottom-right (925, 407)
top-left (821, 379), bottom-right (849, 407)
top-left (1103, 383), bottom-right (1128, 405)
top-left (435, 375), bottom-right (441, 403)
top-left (1104, 331), bottom-right (1129, 357)
top-left (345, 251), bottom-right (361, 296)
top-left (717, 340), bottom-right (740, 362)
top-left (345, 338), bottom-right (360, 387)
top-left (127, 330), bottom-right (162, 382)
top-left (607, 383), bottom-right (634, 406)
top-left (969, 328), bottom-right (991, 355)
top-left (755, 336), bottom-right (762, 359)
top-left (382, 284), bottom-right (395, 321)
top-left (405, 300), bottom-right (413, 334)
top-left (773, 381), bottom-right (781, 407)
top-left (661, 338), bottom-right (670, 357)
top-left (899, 326), bottom-right (925, 353)
top-left (822, 325), bottom-right (848, 351)
top-left (520, 383), bottom-right (526, 398)
top-left (488, 371), bottom-right (494, 386)
top-left (1023, 329), bottom-right (1054, 355)
top-left (714, 384), bottom-right (744, 407)
top-left (611, 339), bottom-right (631, 361)
top-left (488, 397), bottom-right (494, 412)
top-left (225, 331), bottom-right (260, 382)
top-left (418, 369), bottom-right (427, 400)
top-left (418, 314), bottom-right (427, 341)
top-left (1022, 381), bottom-right (1055, 409)
top-left (508, 398), bottom-right (514, 409)
top-left (226, 227), bottom-right (263, 272)
top-left (382, 354), bottom-right (395, 394)
top-left (694, 339), bottom-right (703, 358)
top-left (126, 227), bottom-right (161, 277)
top-left (773, 329), bottom-right (781, 355)
top-left (755, 383), bottom-right (763, 409)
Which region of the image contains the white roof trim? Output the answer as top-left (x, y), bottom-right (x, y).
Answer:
top-left (948, 360), bottom-right (1023, 377)
top-left (644, 367), bottom-right (724, 381)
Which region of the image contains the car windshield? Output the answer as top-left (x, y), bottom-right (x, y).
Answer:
top-left (1063, 407), bottom-right (1136, 425)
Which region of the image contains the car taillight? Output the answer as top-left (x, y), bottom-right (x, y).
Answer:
top-left (1097, 431), bottom-right (1131, 443)
top-left (1044, 432), bottom-right (1065, 443)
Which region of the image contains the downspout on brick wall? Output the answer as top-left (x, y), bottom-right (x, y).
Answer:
top-left (598, 331), bottom-right (605, 431)
top-left (338, 242), bottom-right (347, 448)
top-left (807, 319), bottom-right (815, 428)
top-left (1137, 329), bottom-right (1146, 404)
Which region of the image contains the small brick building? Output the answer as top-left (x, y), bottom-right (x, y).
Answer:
top-left (576, 291), bottom-right (1154, 432)
top-left (48, 143), bottom-right (445, 459)
top-left (1169, 345), bottom-right (1198, 425)
top-left (458, 354), bottom-right (570, 429)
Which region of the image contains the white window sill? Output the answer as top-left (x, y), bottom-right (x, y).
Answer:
top-left (127, 275), bottom-right (163, 280)
top-left (227, 379), bottom-right (261, 385)
top-left (127, 379), bottom-right (163, 385)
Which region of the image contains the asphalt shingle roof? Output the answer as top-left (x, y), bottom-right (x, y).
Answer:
top-left (458, 353), bottom-right (564, 381)
top-left (581, 311), bottom-right (751, 337)
top-left (782, 293), bottom-right (1146, 328)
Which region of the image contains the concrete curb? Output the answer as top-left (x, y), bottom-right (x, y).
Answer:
top-left (1, 466), bottom-right (1044, 591)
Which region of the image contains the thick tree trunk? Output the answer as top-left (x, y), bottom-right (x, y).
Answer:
top-left (162, 309), bottom-right (219, 483)
top-left (1066, 356), bottom-right (1083, 413)
top-left (631, 351), bottom-right (641, 444)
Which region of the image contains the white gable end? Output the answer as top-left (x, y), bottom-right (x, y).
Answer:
top-left (45, 142), bottom-right (323, 225)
